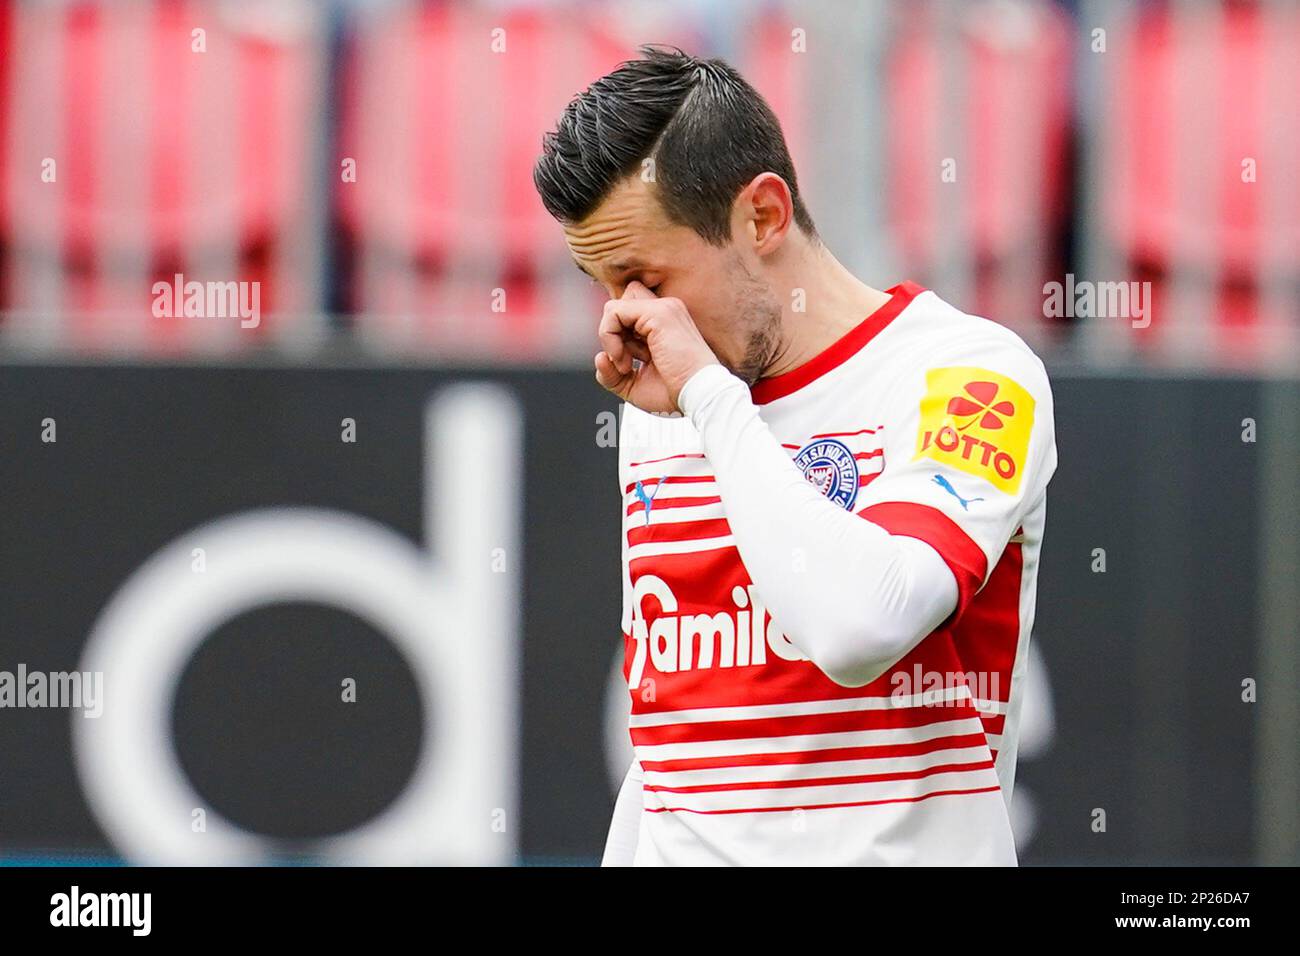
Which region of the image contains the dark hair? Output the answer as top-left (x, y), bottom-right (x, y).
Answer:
top-left (533, 45), bottom-right (816, 245)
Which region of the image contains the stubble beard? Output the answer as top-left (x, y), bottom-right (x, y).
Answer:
top-left (719, 255), bottom-right (784, 387)
top-left (731, 309), bottom-right (781, 386)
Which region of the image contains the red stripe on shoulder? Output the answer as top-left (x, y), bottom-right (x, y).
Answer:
top-left (858, 501), bottom-right (987, 620)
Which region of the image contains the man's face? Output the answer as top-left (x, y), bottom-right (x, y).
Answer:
top-left (563, 176), bottom-right (783, 385)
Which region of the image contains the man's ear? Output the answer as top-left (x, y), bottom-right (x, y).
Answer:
top-left (739, 172), bottom-right (795, 256)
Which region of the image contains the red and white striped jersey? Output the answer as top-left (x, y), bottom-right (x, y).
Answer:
top-left (616, 281), bottom-right (1057, 865)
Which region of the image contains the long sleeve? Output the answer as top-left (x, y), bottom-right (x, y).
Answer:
top-left (600, 759), bottom-right (644, 866)
top-left (677, 364), bottom-right (959, 688)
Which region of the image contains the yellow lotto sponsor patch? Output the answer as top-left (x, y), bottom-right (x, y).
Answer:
top-left (914, 366), bottom-right (1036, 494)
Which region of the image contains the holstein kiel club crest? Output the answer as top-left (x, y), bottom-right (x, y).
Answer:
top-left (794, 438), bottom-right (860, 510)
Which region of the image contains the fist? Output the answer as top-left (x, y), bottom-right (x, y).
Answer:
top-left (594, 281), bottom-right (720, 414)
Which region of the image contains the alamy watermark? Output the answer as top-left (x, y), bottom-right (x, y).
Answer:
top-left (1043, 274), bottom-right (1152, 328)
top-left (0, 664), bottom-right (103, 717)
top-left (50, 886), bottom-right (150, 936)
top-left (151, 272), bottom-right (261, 328)
top-left (890, 664), bottom-right (1001, 711)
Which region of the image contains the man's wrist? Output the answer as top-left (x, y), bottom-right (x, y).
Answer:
top-left (677, 363), bottom-right (742, 419)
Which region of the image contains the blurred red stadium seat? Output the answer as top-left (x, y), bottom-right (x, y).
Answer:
top-left (1107, 0), bottom-right (1300, 352)
top-left (886, 0), bottom-right (1073, 328)
top-left (0, 0), bottom-right (321, 352)
top-left (338, 1), bottom-right (627, 356)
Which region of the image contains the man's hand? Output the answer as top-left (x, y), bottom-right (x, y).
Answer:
top-left (594, 281), bottom-right (721, 413)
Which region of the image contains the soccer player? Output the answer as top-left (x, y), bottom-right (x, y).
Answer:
top-left (533, 46), bottom-right (1057, 866)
